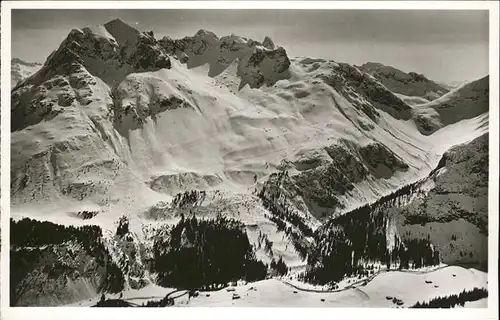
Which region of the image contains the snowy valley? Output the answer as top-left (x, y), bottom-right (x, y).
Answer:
top-left (9, 18), bottom-right (489, 307)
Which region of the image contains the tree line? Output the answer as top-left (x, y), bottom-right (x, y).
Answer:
top-left (77, 210), bottom-right (99, 220)
top-left (11, 218), bottom-right (104, 257)
top-left (270, 256), bottom-right (288, 276)
top-left (410, 287), bottom-right (488, 308)
top-left (259, 186), bottom-right (313, 237)
top-left (171, 190), bottom-right (206, 209)
top-left (116, 216), bottom-right (130, 238)
top-left (257, 170), bottom-right (314, 261)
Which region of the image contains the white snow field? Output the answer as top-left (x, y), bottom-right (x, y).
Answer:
top-left (64, 265), bottom-right (487, 308)
top-left (10, 19), bottom-right (490, 307)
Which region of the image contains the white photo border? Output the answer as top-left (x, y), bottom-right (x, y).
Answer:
top-left (1, 2), bottom-right (498, 320)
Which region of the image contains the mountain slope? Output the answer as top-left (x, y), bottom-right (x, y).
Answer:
top-left (412, 76), bottom-right (489, 135)
top-left (298, 132), bottom-right (488, 286)
top-left (393, 133), bottom-right (488, 269)
top-left (359, 62), bottom-right (449, 101)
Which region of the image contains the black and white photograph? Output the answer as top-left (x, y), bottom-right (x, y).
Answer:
top-left (1, 1), bottom-right (498, 317)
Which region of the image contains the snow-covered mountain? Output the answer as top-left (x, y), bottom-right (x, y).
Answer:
top-left (438, 80), bottom-right (466, 91)
top-left (9, 19), bottom-right (489, 306)
top-left (160, 29), bottom-right (290, 89)
top-left (11, 58), bottom-right (42, 88)
top-left (412, 76), bottom-right (489, 135)
top-left (358, 62), bottom-right (449, 102)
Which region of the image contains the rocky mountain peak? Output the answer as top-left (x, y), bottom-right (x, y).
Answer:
top-left (195, 28), bottom-right (218, 38)
top-left (18, 19), bottom-right (171, 89)
top-left (103, 18), bottom-right (142, 44)
top-left (160, 29), bottom-right (291, 89)
top-left (262, 36), bottom-right (276, 50)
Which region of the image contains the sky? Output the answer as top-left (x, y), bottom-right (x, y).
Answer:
top-left (11, 9), bottom-right (489, 83)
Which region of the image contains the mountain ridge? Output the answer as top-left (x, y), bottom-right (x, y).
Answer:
top-left (358, 61), bottom-right (449, 101)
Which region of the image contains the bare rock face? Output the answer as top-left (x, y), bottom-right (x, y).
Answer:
top-left (160, 30), bottom-right (291, 89)
top-left (11, 74), bottom-right (79, 132)
top-left (149, 172), bottom-right (223, 195)
top-left (262, 36), bottom-right (276, 50)
top-left (358, 142), bottom-right (409, 179)
top-left (412, 108), bottom-right (443, 135)
top-left (110, 74), bottom-right (194, 136)
top-left (237, 46), bottom-right (291, 89)
top-left (40, 18), bottom-right (171, 87)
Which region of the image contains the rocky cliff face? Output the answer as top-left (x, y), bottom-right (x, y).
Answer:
top-left (321, 62), bottom-right (413, 121)
top-left (160, 30), bottom-right (291, 89)
top-left (28, 19), bottom-right (171, 88)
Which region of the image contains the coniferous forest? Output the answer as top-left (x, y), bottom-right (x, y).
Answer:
top-left (153, 215), bottom-right (268, 290)
top-left (257, 167), bottom-right (441, 286)
top-left (305, 185), bottom-right (439, 285)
